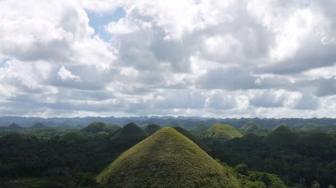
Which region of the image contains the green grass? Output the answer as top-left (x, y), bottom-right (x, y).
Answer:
top-left (203, 124), bottom-right (243, 140)
top-left (173, 126), bottom-right (211, 153)
top-left (97, 127), bottom-right (241, 188)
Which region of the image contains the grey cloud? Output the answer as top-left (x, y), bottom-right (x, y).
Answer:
top-left (154, 90), bottom-right (206, 109)
top-left (294, 94), bottom-right (320, 110)
top-left (315, 77), bottom-right (336, 96)
top-left (262, 41), bottom-right (336, 74)
top-left (115, 24), bottom-right (194, 72)
top-left (249, 91), bottom-right (287, 108)
top-left (313, 0), bottom-right (336, 28)
top-left (206, 94), bottom-right (237, 110)
top-left (198, 67), bottom-right (256, 90)
top-left (199, 8), bottom-right (273, 64)
top-left (2, 39), bottom-right (73, 63)
top-left (296, 77), bottom-right (336, 97)
top-left (48, 65), bottom-right (116, 90)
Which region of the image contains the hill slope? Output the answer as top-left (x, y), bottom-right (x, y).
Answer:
top-left (203, 123), bottom-right (243, 140)
top-left (111, 123), bottom-right (147, 142)
top-left (173, 126), bottom-right (211, 153)
top-left (97, 127), bottom-right (241, 188)
top-left (240, 123), bottom-right (269, 136)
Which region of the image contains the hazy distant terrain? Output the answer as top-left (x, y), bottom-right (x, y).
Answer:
top-left (1, 116), bottom-right (336, 129)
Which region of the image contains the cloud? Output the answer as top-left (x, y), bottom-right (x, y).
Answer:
top-left (249, 90), bottom-right (289, 108)
top-left (0, 0), bottom-right (335, 117)
top-left (58, 66), bottom-right (80, 81)
top-left (293, 94), bottom-right (320, 110)
top-left (198, 66), bottom-right (256, 90)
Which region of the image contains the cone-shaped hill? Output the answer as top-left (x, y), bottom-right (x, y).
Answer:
top-left (267, 125), bottom-right (297, 145)
top-left (203, 123), bottom-right (243, 140)
top-left (97, 127), bottom-right (241, 188)
top-left (111, 123), bottom-right (147, 142)
top-left (7, 123), bottom-right (22, 130)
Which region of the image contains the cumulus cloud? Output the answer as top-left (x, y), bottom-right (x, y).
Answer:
top-left (198, 66), bottom-right (256, 90)
top-left (0, 0), bottom-right (335, 117)
top-left (58, 66), bottom-right (80, 81)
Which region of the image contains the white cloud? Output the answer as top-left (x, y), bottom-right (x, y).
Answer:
top-left (0, 0), bottom-right (335, 117)
top-left (58, 66), bottom-right (80, 81)
top-left (105, 18), bottom-right (143, 35)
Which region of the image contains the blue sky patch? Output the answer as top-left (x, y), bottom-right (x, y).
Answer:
top-left (87, 7), bottom-right (126, 41)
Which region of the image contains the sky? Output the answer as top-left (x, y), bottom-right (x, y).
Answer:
top-left (0, 0), bottom-right (335, 118)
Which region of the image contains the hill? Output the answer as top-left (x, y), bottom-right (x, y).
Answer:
top-left (267, 125), bottom-right (297, 145)
top-left (8, 123), bottom-right (22, 129)
top-left (97, 127), bottom-right (241, 188)
top-left (203, 123), bottom-right (243, 140)
top-left (31, 122), bottom-right (47, 129)
top-left (173, 126), bottom-right (211, 153)
top-left (144, 124), bottom-right (161, 135)
top-left (111, 123), bottom-right (147, 142)
top-left (83, 122), bottom-right (120, 134)
top-left (240, 123), bottom-right (269, 136)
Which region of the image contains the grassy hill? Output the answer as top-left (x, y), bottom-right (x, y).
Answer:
top-left (240, 123), bottom-right (269, 136)
top-left (173, 126), bottom-right (211, 153)
top-left (97, 127), bottom-right (241, 188)
top-left (203, 123), bottom-right (243, 140)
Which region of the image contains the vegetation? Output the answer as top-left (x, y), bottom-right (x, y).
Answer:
top-left (82, 122), bottom-right (120, 134)
top-left (173, 126), bottom-right (211, 153)
top-left (205, 125), bottom-right (336, 187)
top-left (235, 164), bottom-right (287, 188)
top-left (144, 124), bottom-right (161, 135)
top-left (0, 122), bottom-right (147, 188)
top-left (98, 127), bottom-right (241, 188)
top-left (109, 122), bottom-right (148, 151)
top-left (240, 122), bottom-right (269, 136)
top-left (0, 120), bottom-right (335, 187)
top-left (203, 123), bottom-right (243, 140)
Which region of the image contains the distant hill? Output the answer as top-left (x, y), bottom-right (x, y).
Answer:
top-left (240, 123), bottom-right (269, 136)
top-left (173, 126), bottom-right (211, 153)
top-left (97, 127), bottom-right (242, 188)
top-left (7, 123), bottom-right (22, 130)
top-left (188, 124), bottom-right (210, 137)
top-left (83, 122), bottom-right (120, 134)
top-left (203, 123), bottom-right (243, 140)
top-left (144, 124), bottom-right (161, 135)
top-left (0, 116), bottom-right (335, 130)
top-left (83, 122), bottom-right (109, 133)
top-left (111, 123), bottom-right (147, 142)
top-left (267, 125), bottom-right (297, 145)
top-left (31, 122), bottom-right (47, 129)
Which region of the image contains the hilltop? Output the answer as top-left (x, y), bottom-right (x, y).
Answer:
top-left (111, 123), bottom-right (147, 142)
top-left (240, 123), bottom-right (269, 136)
top-left (203, 123), bottom-right (243, 140)
top-left (97, 127), bottom-right (241, 188)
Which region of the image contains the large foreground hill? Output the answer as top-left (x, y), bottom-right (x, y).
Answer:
top-left (97, 127), bottom-right (241, 187)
